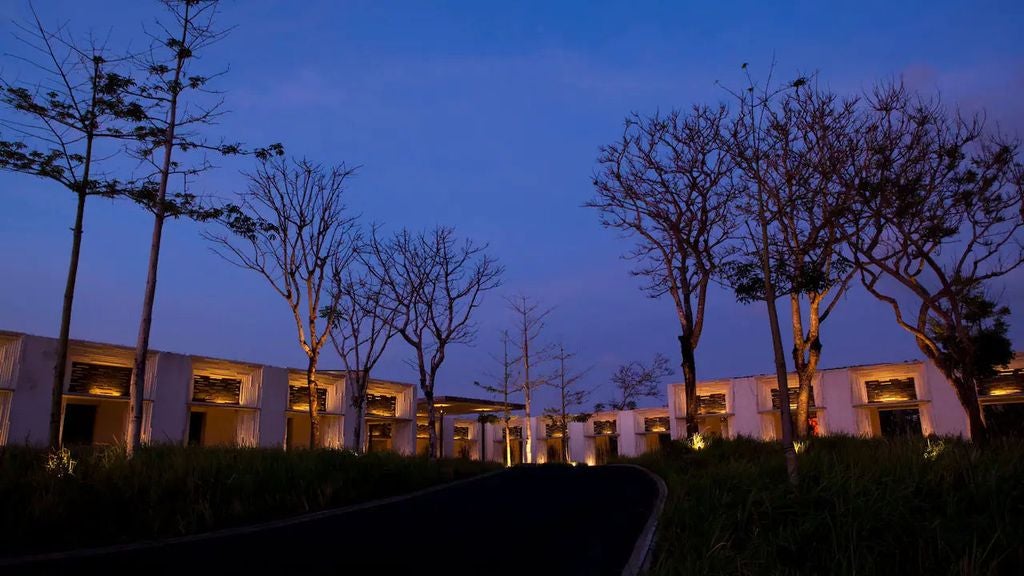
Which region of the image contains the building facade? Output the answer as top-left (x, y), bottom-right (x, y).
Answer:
top-left (3, 328), bottom-right (1019, 459)
top-left (667, 356), bottom-right (1024, 441)
top-left (0, 330), bottom-right (416, 452)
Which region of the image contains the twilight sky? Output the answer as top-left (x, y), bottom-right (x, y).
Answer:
top-left (1, 0), bottom-right (1022, 411)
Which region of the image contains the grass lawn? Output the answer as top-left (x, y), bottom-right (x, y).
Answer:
top-left (0, 445), bottom-right (498, 557)
top-left (629, 436), bottom-right (1024, 575)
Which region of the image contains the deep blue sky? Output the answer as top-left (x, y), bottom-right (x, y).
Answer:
top-left (1, 1), bottom-right (1022, 411)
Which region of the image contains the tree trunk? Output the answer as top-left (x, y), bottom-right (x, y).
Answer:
top-left (127, 40), bottom-right (185, 457)
top-left (960, 388), bottom-right (988, 444)
top-left (353, 400), bottom-right (364, 453)
top-left (791, 296), bottom-right (823, 440)
top-left (919, 342), bottom-right (989, 444)
top-left (49, 188), bottom-right (89, 450)
top-left (349, 370), bottom-right (365, 454)
top-left (523, 342), bottom-right (533, 464)
top-left (794, 369), bottom-right (814, 439)
top-left (307, 356), bottom-right (320, 449)
top-left (425, 392), bottom-right (437, 459)
top-left (758, 216), bottom-right (798, 485)
top-left (504, 417), bottom-right (512, 467)
top-left (479, 421), bottom-right (486, 461)
top-left (128, 205), bottom-right (165, 455)
top-left (438, 411), bottom-right (445, 459)
top-left (679, 334), bottom-right (699, 438)
top-left (949, 374), bottom-right (989, 444)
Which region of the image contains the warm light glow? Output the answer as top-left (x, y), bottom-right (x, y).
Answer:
top-left (987, 387), bottom-right (1018, 397)
top-left (689, 433), bottom-right (708, 451)
top-left (924, 438), bottom-right (945, 461)
top-left (88, 387), bottom-right (125, 397)
top-left (793, 440), bottom-right (808, 455)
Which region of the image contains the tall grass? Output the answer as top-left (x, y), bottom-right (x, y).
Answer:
top-left (0, 445), bottom-right (497, 557)
top-left (630, 436), bottom-right (1024, 575)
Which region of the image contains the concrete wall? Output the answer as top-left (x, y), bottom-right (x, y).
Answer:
top-left (7, 335), bottom-right (54, 446)
top-left (149, 352), bottom-right (191, 445)
top-left (259, 367), bottom-right (289, 448)
top-left (923, 361), bottom-right (969, 437)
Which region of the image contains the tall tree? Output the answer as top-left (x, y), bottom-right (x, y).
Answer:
top-left (474, 329), bottom-right (521, 467)
top-left (0, 7), bottom-right (141, 449)
top-left (208, 156), bottom-right (357, 448)
top-left (724, 67), bottom-right (802, 484)
top-left (544, 343), bottom-right (591, 463)
top-left (366, 226), bottom-right (502, 459)
top-left (327, 261), bottom-right (397, 454)
top-left (725, 81), bottom-right (862, 438)
top-left (595, 353), bottom-right (671, 412)
top-left (588, 106), bottom-right (737, 438)
top-left (846, 83), bottom-right (1023, 443)
top-left (124, 0), bottom-right (267, 454)
top-left (507, 294), bottom-right (552, 464)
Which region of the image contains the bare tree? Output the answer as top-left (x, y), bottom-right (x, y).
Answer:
top-left (507, 294), bottom-right (552, 464)
top-left (124, 0), bottom-right (281, 454)
top-left (0, 7), bottom-right (141, 449)
top-left (366, 226), bottom-right (503, 459)
top-left (596, 353), bottom-right (671, 412)
top-left (208, 156), bottom-right (357, 448)
top-left (724, 66), bottom-right (802, 484)
top-left (588, 106), bottom-right (737, 439)
top-left (543, 343), bottom-right (591, 463)
top-left (474, 329), bottom-right (521, 467)
top-left (725, 81), bottom-right (863, 438)
top-left (846, 83), bottom-right (1024, 443)
top-left (327, 262), bottom-right (397, 454)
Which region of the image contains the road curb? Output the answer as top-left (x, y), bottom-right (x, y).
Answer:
top-left (0, 467), bottom-right (507, 567)
top-left (616, 464), bottom-right (668, 576)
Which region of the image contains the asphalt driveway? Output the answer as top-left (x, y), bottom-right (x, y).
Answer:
top-left (6, 464), bottom-right (659, 575)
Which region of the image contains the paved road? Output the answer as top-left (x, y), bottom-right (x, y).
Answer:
top-left (8, 465), bottom-right (659, 575)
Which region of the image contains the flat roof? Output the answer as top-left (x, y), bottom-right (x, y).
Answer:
top-left (416, 395), bottom-right (526, 416)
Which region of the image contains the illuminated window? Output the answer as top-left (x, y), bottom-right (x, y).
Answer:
top-left (192, 375), bottom-right (241, 404)
top-left (545, 421), bottom-right (565, 438)
top-left (644, 416), bottom-right (669, 433)
top-left (366, 393), bottom-right (397, 417)
top-left (593, 419), bottom-right (617, 435)
top-left (771, 386), bottom-right (815, 410)
top-left (865, 378), bottom-right (917, 403)
top-left (289, 385), bottom-right (327, 412)
top-left (979, 369), bottom-right (1024, 397)
top-left (696, 393), bottom-right (727, 415)
top-left (69, 362), bottom-right (131, 397)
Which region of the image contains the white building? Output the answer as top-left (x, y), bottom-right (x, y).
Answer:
top-left (667, 355), bottom-right (1024, 441)
top-left (4, 328), bottom-right (1020, 458)
top-left (0, 330), bottom-right (416, 452)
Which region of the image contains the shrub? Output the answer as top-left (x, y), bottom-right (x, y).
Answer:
top-left (0, 445), bottom-right (497, 557)
top-left (629, 435), bottom-right (1024, 575)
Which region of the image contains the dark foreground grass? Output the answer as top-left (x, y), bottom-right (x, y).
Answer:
top-left (629, 436), bottom-right (1024, 576)
top-left (0, 445), bottom-right (498, 557)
